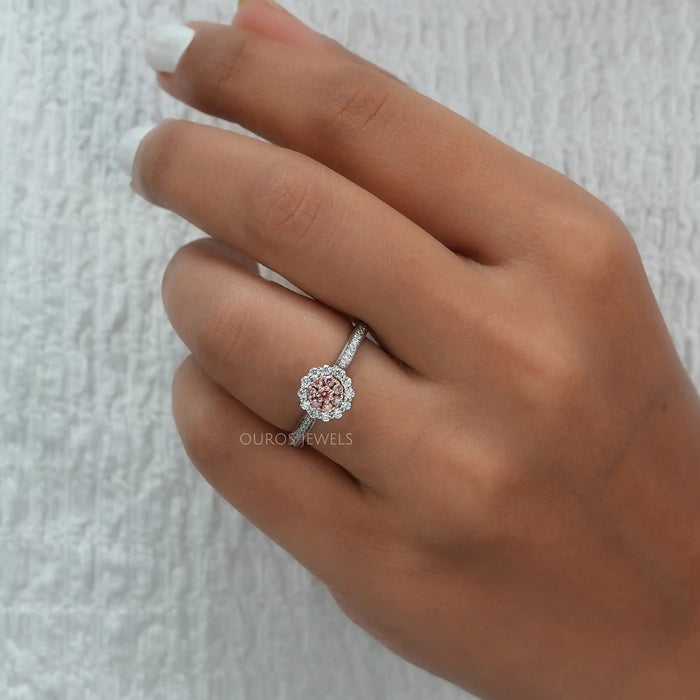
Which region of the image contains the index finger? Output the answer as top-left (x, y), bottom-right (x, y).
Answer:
top-left (151, 2), bottom-right (599, 263)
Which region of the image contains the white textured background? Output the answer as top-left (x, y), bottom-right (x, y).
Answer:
top-left (2, 1), bottom-right (699, 698)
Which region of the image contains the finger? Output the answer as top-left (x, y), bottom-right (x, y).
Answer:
top-left (172, 354), bottom-right (376, 582)
top-left (163, 238), bottom-right (428, 491)
top-left (234, 0), bottom-right (407, 86)
top-left (130, 118), bottom-right (473, 376)
top-left (148, 3), bottom-right (602, 262)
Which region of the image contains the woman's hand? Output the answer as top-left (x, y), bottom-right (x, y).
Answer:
top-left (119, 1), bottom-right (700, 698)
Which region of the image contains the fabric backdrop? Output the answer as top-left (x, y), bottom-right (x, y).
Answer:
top-left (2, 1), bottom-right (699, 698)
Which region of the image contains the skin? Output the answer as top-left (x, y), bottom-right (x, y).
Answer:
top-left (129, 1), bottom-right (700, 697)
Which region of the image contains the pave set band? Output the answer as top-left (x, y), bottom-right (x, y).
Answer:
top-left (288, 321), bottom-right (370, 447)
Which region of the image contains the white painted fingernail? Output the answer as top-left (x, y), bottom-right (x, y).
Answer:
top-left (117, 123), bottom-right (157, 177)
top-left (145, 25), bottom-right (196, 73)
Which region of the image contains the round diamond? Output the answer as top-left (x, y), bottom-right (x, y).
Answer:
top-left (298, 365), bottom-right (354, 420)
top-left (304, 373), bottom-right (344, 415)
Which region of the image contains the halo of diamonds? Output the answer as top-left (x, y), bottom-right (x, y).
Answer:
top-left (298, 364), bottom-right (355, 421)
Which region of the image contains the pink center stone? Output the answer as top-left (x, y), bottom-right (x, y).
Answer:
top-left (307, 375), bottom-right (344, 413)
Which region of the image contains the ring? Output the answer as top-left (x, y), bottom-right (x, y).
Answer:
top-left (289, 321), bottom-right (370, 447)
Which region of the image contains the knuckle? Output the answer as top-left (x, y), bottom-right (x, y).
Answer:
top-left (249, 158), bottom-right (331, 252)
top-left (195, 299), bottom-right (250, 371)
top-left (402, 437), bottom-right (528, 550)
top-left (570, 224), bottom-right (638, 289)
top-left (161, 238), bottom-right (203, 300)
top-left (161, 249), bottom-right (181, 304)
top-left (543, 201), bottom-right (639, 290)
top-left (475, 450), bottom-right (530, 515)
top-left (462, 452), bottom-right (540, 549)
top-left (171, 358), bottom-right (226, 466)
top-left (314, 64), bottom-right (403, 140)
top-left (179, 399), bottom-right (225, 467)
top-left (514, 328), bottom-right (588, 410)
top-left (136, 119), bottom-right (190, 203)
top-left (539, 341), bottom-right (587, 402)
top-left (208, 31), bottom-right (255, 105)
top-left (161, 240), bottom-right (225, 324)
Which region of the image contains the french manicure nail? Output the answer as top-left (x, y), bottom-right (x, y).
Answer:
top-left (117, 123), bottom-right (157, 177)
top-left (145, 25), bottom-right (195, 73)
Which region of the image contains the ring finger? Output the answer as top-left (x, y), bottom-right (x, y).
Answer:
top-left (162, 237), bottom-right (429, 490)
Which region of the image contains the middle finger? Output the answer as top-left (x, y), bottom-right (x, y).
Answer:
top-left (131, 118), bottom-right (476, 376)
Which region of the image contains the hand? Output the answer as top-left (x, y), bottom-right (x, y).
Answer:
top-left (119, 1), bottom-right (700, 698)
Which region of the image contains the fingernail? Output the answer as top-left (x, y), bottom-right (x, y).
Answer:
top-left (117, 123), bottom-right (157, 177)
top-left (145, 25), bottom-right (195, 73)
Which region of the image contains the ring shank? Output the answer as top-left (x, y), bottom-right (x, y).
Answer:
top-left (288, 414), bottom-right (316, 448)
top-left (336, 322), bottom-right (369, 369)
